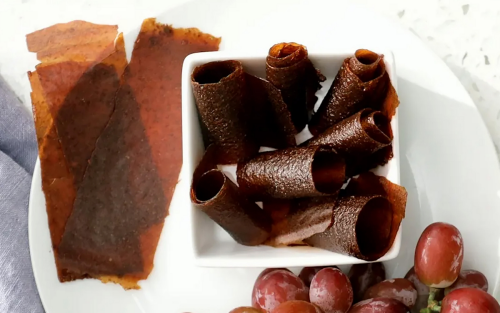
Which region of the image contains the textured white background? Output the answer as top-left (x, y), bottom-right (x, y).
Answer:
top-left (0, 0), bottom-right (499, 159)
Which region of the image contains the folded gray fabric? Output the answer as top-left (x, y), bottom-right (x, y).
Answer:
top-left (0, 76), bottom-right (44, 313)
top-left (0, 77), bottom-right (37, 173)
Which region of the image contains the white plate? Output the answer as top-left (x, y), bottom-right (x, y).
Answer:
top-left (28, 0), bottom-right (500, 312)
top-left (183, 50), bottom-right (401, 267)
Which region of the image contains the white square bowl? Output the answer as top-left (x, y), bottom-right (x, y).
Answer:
top-left (181, 50), bottom-right (400, 267)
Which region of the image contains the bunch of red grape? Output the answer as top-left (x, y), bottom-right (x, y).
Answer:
top-left (229, 222), bottom-right (500, 313)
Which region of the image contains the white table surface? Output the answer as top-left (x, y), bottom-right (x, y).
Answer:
top-left (1, 0), bottom-right (499, 161)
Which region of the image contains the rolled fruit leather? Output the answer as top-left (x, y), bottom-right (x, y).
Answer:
top-left (237, 145), bottom-right (345, 200)
top-left (306, 108), bottom-right (393, 175)
top-left (191, 60), bottom-right (259, 164)
top-left (347, 145), bottom-right (394, 177)
top-left (309, 49), bottom-right (399, 136)
top-left (263, 196), bottom-right (338, 247)
top-left (305, 195), bottom-right (393, 260)
top-left (307, 109), bottom-right (392, 155)
top-left (245, 74), bottom-right (297, 148)
top-left (266, 42), bottom-right (326, 131)
top-left (191, 146), bottom-right (272, 246)
top-left (192, 46), bottom-right (324, 152)
top-left (305, 172), bottom-right (407, 261)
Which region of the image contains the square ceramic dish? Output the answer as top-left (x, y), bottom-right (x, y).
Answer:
top-left (181, 50), bottom-right (400, 267)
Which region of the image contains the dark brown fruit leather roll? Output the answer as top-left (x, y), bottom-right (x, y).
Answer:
top-left (245, 74), bottom-right (297, 148)
top-left (345, 172), bottom-right (407, 252)
top-left (307, 108), bottom-right (392, 156)
top-left (305, 172), bottom-right (406, 261)
top-left (191, 169), bottom-right (272, 246)
top-left (266, 42), bottom-right (325, 131)
top-left (305, 195), bottom-right (393, 260)
top-left (191, 144), bottom-right (219, 187)
top-left (264, 196), bottom-right (338, 246)
top-left (192, 60), bottom-right (259, 164)
top-left (56, 18), bottom-right (220, 289)
top-left (307, 108), bottom-right (393, 174)
top-left (309, 49), bottom-right (399, 136)
top-left (237, 146), bottom-right (345, 200)
top-left (262, 198), bottom-right (292, 224)
top-left (347, 145), bottom-right (394, 177)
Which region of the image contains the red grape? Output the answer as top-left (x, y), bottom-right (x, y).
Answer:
top-left (230, 307), bottom-right (264, 313)
top-left (348, 298), bottom-right (409, 313)
top-left (272, 301), bottom-right (322, 313)
top-left (252, 268), bottom-right (291, 309)
top-left (414, 222), bottom-right (464, 288)
top-left (254, 270), bottom-right (309, 313)
top-left (445, 269), bottom-right (488, 295)
top-left (404, 266), bottom-right (429, 296)
top-left (310, 267), bottom-right (353, 313)
top-left (363, 278), bottom-right (417, 308)
top-left (348, 263), bottom-right (386, 302)
top-left (300, 266), bottom-right (339, 287)
top-left (441, 288), bottom-right (500, 313)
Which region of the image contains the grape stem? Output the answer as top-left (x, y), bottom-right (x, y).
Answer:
top-left (420, 288), bottom-right (442, 313)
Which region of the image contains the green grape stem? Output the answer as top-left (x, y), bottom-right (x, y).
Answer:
top-left (420, 288), bottom-right (442, 313)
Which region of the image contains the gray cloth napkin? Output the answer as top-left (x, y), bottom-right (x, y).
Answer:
top-left (0, 76), bottom-right (44, 313)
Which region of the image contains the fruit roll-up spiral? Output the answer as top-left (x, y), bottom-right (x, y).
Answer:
top-left (306, 108), bottom-right (393, 175)
top-left (237, 145), bottom-right (345, 200)
top-left (309, 49), bottom-right (399, 136)
top-left (305, 172), bottom-right (406, 261)
top-left (191, 60), bottom-right (259, 164)
top-left (266, 42), bottom-right (325, 132)
top-left (191, 168), bottom-right (272, 246)
top-left (245, 74), bottom-right (297, 149)
top-left (263, 196), bottom-right (338, 246)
